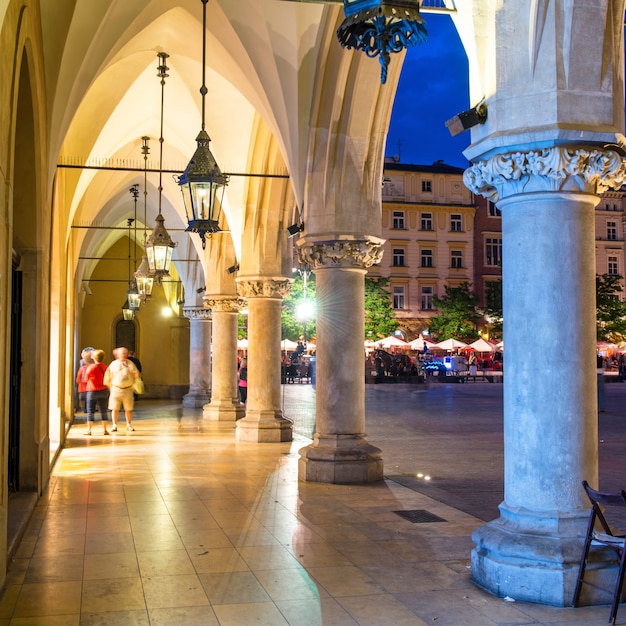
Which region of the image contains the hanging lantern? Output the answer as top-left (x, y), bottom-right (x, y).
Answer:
top-left (177, 0), bottom-right (228, 250)
top-left (337, 0), bottom-right (427, 84)
top-left (146, 51), bottom-right (176, 283)
top-left (122, 299), bottom-right (135, 321)
top-left (179, 130), bottom-right (228, 249)
top-left (134, 253), bottom-right (154, 299)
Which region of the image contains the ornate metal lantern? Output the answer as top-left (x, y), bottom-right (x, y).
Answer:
top-left (337, 0), bottom-right (428, 84)
top-left (178, 0), bottom-right (228, 249)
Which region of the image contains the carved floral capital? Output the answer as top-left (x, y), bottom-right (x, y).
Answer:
top-left (182, 307), bottom-right (212, 321)
top-left (464, 146), bottom-right (626, 202)
top-left (298, 239), bottom-right (383, 270)
top-left (203, 296), bottom-right (245, 313)
top-left (236, 278), bottom-right (293, 299)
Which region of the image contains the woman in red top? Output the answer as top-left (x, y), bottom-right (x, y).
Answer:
top-left (84, 349), bottom-right (110, 435)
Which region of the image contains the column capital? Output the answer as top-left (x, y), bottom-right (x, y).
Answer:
top-left (182, 306), bottom-right (212, 321)
top-left (298, 237), bottom-right (384, 270)
top-left (236, 278), bottom-right (293, 299)
top-left (203, 296), bottom-right (245, 313)
top-left (464, 146), bottom-right (626, 203)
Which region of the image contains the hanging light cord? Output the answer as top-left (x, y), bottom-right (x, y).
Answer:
top-left (157, 52), bottom-right (169, 217)
top-left (141, 137), bottom-right (150, 244)
top-left (201, 0), bottom-right (208, 131)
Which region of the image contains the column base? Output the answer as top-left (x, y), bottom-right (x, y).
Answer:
top-left (236, 411), bottom-right (293, 443)
top-left (472, 504), bottom-right (591, 606)
top-left (182, 392), bottom-right (210, 408)
top-left (298, 434), bottom-right (383, 484)
top-left (203, 398), bottom-right (245, 422)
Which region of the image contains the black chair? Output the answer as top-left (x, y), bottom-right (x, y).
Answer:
top-left (573, 480), bottom-right (626, 624)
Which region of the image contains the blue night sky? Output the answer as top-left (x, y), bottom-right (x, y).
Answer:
top-left (386, 12), bottom-right (470, 169)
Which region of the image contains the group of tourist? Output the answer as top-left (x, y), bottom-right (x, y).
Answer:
top-left (75, 346), bottom-right (142, 434)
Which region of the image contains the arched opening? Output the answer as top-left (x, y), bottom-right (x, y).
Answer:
top-left (8, 49), bottom-right (41, 554)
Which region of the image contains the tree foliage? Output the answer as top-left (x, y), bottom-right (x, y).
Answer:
top-left (596, 273), bottom-right (626, 341)
top-left (364, 277), bottom-right (398, 339)
top-left (281, 272), bottom-right (317, 342)
top-left (429, 282), bottom-right (480, 341)
top-left (483, 280), bottom-right (503, 339)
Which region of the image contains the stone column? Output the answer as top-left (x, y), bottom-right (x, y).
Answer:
top-left (464, 147), bottom-right (626, 605)
top-left (203, 296), bottom-right (245, 422)
top-left (235, 278), bottom-right (293, 443)
top-left (182, 307), bottom-right (212, 408)
top-left (297, 239), bottom-right (384, 483)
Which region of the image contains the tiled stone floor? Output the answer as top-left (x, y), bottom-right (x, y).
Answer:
top-left (0, 383), bottom-right (624, 625)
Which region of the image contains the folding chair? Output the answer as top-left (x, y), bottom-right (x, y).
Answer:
top-left (573, 480), bottom-right (626, 624)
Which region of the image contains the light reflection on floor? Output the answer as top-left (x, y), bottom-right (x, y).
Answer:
top-left (0, 396), bottom-right (616, 625)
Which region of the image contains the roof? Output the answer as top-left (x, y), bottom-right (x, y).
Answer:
top-left (383, 160), bottom-right (465, 175)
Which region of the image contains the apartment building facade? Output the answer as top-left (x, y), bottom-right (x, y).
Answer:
top-left (372, 160), bottom-right (476, 338)
top-left (376, 162), bottom-right (626, 339)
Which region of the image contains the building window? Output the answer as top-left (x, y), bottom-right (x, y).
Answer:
top-left (485, 237), bottom-right (502, 266)
top-left (451, 250), bottom-right (463, 268)
top-left (608, 256), bottom-right (619, 275)
top-left (393, 285), bottom-right (405, 310)
top-left (421, 249), bottom-right (433, 268)
top-left (488, 201), bottom-right (501, 217)
top-left (420, 212), bottom-right (433, 230)
top-left (392, 248), bottom-right (405, 267)
top-left (607, 221), bottom-right (617, 241)
top-left (392, 210), bottom-right (405, 229)
top-left (422, 180), bottom-right (432, 192)
top-left (450, 214), bottom-right (462, 231)
top-left (421, 286), bottom-right (433, 310)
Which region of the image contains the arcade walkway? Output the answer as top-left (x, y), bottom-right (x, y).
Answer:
top-left (0, 383), bottom-right (623, 625)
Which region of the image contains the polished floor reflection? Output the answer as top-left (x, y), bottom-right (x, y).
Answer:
top-left (0, 388), bottom-right (620, 625)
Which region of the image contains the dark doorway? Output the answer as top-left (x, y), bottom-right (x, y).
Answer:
top-left (116, 319), bottom-right (136, 353)
top-left (9, 256), bottom-right (22, 493)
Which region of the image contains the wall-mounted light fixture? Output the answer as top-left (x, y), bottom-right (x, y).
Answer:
top-left (226, 264), bottom-right (239, 275)
top-left (445, 103), bottom-right (488, 137)
top-left (178, 0), bottom-right (229, 249)
top-left (287, 223), bottom-right (304, 238)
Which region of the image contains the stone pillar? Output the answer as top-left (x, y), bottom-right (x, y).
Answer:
top-left (464, 147), bottom-right (626, 606)
top-left (297, 239), bottom-right (384, 483)
top-left (203, 296), bottom-right (245, 422)
top-left (235, 279), bottom-right (293, 443)
top-left (182, 307), bottom-right (212, 408)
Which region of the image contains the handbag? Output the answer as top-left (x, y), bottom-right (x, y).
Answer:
top-left (133, 377), bottom-right (145, 395)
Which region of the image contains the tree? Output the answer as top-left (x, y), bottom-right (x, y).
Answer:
top-left (281, 272), bottom-right (317, 341)
top-left (596, 273), bottom-right (626, 341)
top-left (364, 277), bottom-right (397, 339)
top-left (483, 280), bottom-right (503, 339)
top-left (429, 282), bottom-right (480, 341)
